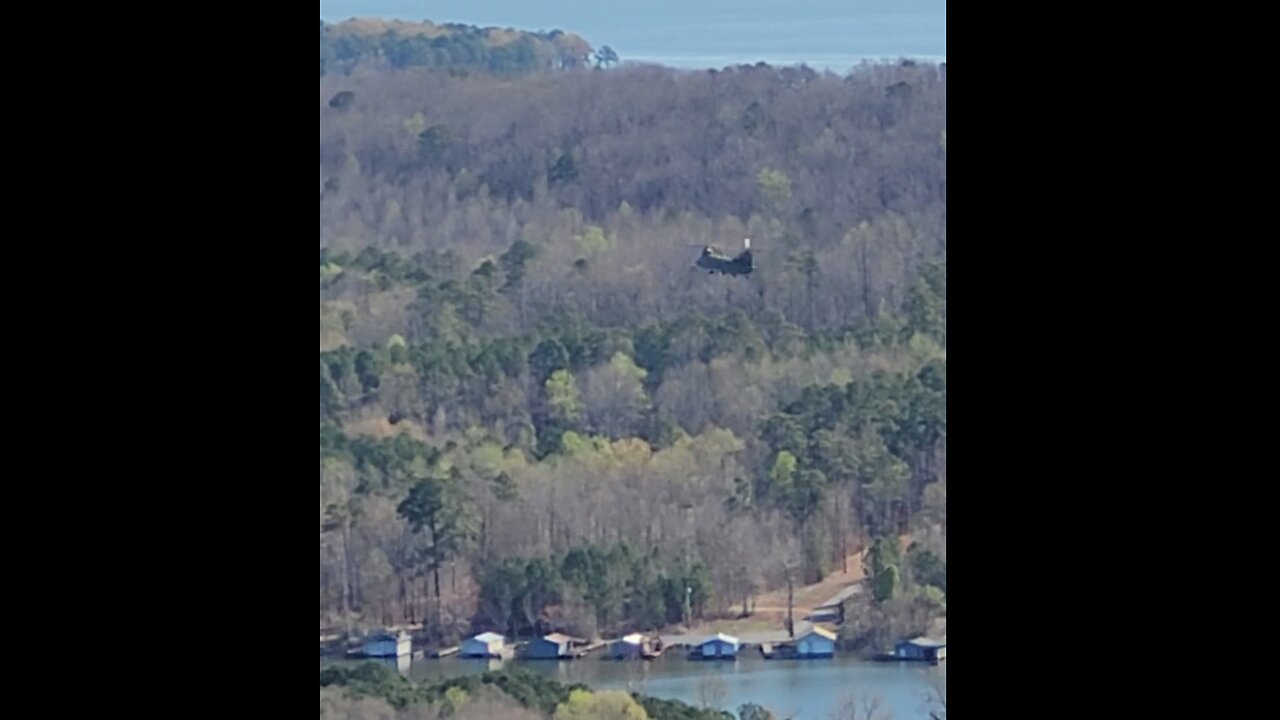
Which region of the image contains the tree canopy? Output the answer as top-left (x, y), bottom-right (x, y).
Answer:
top-left (320, 16), bottom-right (945, 651)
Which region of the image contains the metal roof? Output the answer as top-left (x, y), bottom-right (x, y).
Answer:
top-left (901, 636), bottom-right (946, 647)
top-left (701, 632), bottom-right (739, 645)
top-left (802, 626), bottom-right (837, 641)
top-left (816, 584), bottom-right (864, 609)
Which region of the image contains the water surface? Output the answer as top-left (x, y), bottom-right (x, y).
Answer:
top-left (321, 652), bottom-right (943, 719)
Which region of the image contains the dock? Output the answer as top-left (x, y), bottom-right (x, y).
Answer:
top-left (872, 651), bottom-right (946, 664)
top-left (760, 642), bottom-right (796, 660)
top-left (319, 633), bottom-right (346, 656)
top-left (458, 647), bottom-right (515, 660)
top-left (573, 640), bottom-right (607, 658)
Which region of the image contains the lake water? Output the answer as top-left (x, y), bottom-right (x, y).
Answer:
top-left (321, 652), bottom-right (944, 719)
top-left (318, 0), bottom-right (946, 72)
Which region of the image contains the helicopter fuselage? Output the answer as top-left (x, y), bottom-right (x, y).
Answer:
top-left (696, 247), bottom-right (754, 276)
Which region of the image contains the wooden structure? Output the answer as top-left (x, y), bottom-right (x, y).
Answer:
top-left (759, 641), bottom-right (792, 659)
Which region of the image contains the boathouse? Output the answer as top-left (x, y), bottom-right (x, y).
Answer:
top-left (695, 633), bottom-right (739, 659)
top-left (796, 627), bottom-right (837, 658)
top-left (610, 633), bottom-right (645, 659)
top-left (362, 631), bottom-right (412, 658)
top-left (460, 631), bottom-right (506, 658)
top-left (895, 637), bottom-right (946, 663)
top-left (525, 633), bottom-right (583, 659)
top-left (610, 633), bottom-right (663, 659)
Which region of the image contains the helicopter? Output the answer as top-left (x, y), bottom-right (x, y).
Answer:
top-left (694, 238), bottom-right (755, 277)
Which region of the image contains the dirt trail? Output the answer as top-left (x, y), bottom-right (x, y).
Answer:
top-left (671, 548), bottom-right (871, 642)
top-left (675, 534), bottom-right (915, 641)
top-left (753, 549), bottom-right (868, 616)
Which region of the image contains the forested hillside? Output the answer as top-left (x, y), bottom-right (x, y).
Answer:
top-left (319, 19), bottom-right (946, 650)
top-left (320, 18), bottom-right (612, 76)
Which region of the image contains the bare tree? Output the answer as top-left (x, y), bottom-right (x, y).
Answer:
top-left (828, 689), bottom-right (892, 720)
top-left (697, 674), bottom-right (728, 710)
top-left (921, 665), bottom-right (946, 720)
top-left (318, 41), bottom-right (947, 642)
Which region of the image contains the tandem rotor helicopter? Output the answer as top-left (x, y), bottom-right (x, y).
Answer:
top-left (692, 237), bottom-right (756, 277)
